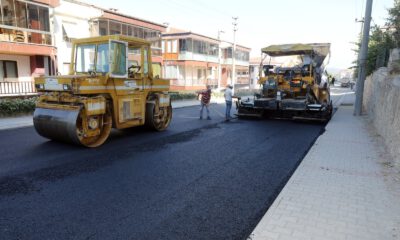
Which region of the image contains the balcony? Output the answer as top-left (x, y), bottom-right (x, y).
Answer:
top-left (0, 81), bottom-right (37, 97)
top-left (0, 27), bottom-right (52, 45)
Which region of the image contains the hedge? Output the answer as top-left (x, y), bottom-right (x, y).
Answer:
top-left (0, 97), bottom-right (37, 115)
top-left (0, 90), bottom-right (252, 115)
top-left (170, 92), bottom-right (198, 100)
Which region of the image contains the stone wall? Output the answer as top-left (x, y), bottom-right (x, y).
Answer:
top-left (363, 49), bottom-right (400, 165)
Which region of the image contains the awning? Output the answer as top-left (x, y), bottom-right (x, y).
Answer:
top-left (62, 22), bottom-right (81, 39)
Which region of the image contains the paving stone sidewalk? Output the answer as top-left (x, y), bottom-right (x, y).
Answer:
top-left (249, 97), bottom-right (400, 239)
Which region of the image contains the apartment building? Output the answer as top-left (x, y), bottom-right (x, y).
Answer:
top-left (0, 0), bottom-right (167, 96)
top-left (55, 0), bottom-right (166, 75)
top-left (0, 0), bottom-right (58, 95)
top-left (162, 29), bottom-right (250, 91)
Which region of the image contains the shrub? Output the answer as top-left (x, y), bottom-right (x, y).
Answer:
top-left (169, 92), bottom-right (197, 101)
top-left (0, 97), bottom-right (37, 115)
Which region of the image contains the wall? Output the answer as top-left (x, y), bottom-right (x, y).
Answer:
top-left (363, 49), bottom-right (400, 166)
top-left (53, 0), bottom-right (103, 74)
top-left (0, 54), bottom-right (32, 82)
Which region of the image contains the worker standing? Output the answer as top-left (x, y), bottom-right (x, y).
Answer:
top-left (224, 84), bottom-right (233, 121)
top-left (197, 85), bottom-right (212, 120)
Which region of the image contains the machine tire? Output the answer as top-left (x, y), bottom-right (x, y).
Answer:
top-left (145, 101), bottom-right (172, 131)
top-left (76, 106), bottom-right (113, 147)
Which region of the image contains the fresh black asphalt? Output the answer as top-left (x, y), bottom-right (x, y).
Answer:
top-left (0, 104), bottom-right (326, 240)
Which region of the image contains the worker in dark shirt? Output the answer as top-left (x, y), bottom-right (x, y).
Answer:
top-left (197, 85), bottom-right (212, 120)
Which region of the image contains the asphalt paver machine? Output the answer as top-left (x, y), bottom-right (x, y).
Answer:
top-left (237, 43), bottom-right (332, 121)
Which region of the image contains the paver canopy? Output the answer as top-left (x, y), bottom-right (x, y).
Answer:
top-left (262, 43), bottom-right (331, 67)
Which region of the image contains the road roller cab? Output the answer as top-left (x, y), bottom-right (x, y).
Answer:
top-left (34, 35), bottom-right (172, 147)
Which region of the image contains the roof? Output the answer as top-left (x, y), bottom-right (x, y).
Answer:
top-left (65, 0), bottom-right (166, 28)
top-left (72, 35), bottom-right (151, 45)
top-left (162, 28), bottom-right (251, 51)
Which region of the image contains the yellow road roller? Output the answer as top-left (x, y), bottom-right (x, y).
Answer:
top-left (34, 35), bottom-right (172, 147)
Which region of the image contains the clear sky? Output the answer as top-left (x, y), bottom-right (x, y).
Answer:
top-left (88, 0), bottom-right (394, 70)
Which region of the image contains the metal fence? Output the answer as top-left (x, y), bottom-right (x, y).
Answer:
top-left (0, 81), bottom-right (37, 96)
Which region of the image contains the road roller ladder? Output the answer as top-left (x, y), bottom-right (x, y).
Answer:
top-left (33, 35), bottom-right (172, 147)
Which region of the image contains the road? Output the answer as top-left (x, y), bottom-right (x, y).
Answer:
top-left (0, 104), bottom-right (326, 240)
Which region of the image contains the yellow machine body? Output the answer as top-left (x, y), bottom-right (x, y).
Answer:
top-left (237, 43), bottom-right (332, 121)
top-left (34, 35), bottom-right (172, 147)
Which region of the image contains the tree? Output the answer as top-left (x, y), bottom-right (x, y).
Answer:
top-left (352, 0), bottom-right (398, 76)
top-left (387, 0), bottom-right (400, 47)
top-left (365, 25), bottom-right (395, 75)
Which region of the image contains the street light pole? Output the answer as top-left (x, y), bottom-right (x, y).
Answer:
top-left (217, 30), bottom-right (224, 89)
top-left (232, 17), bottom-right (238, 94)
top-left (354, 0), bottom-right (373, 116)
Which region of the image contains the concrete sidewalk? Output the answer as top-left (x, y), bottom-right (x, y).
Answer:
top-left (0, 98), bottom-right (226, 130)
top-left (249, 95), bottom-right (400, 239)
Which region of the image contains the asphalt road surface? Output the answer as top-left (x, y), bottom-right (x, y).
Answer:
top-left (0, 104), bottom-right (326, 240)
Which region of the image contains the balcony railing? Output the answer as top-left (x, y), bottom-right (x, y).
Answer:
top-left (0, 81), bottom-right (37, 96)
top-left (0, 27), bottom-right (52, 45)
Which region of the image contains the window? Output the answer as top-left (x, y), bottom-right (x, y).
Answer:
top-left (209, 43), bottom-right (218, 56)
top-left (109, 21), bottom-right (121, 35)
top-left (38, 6), bottom-right (49, 31)
top-left (99, 20), bottom-right (108, 35)
top-left (96, 44), bottom-right (109, 73)
top-left (197, 68), bottom-right (206, 80)
top-left (167, 40), bottom-right (172, 53)
top-left (235, 50), bottom-right (250, 61)
top-left (15, 1), bottom-right (27, 28)
top-left (133, 26), bottom-right (143, 38)
top-left (0, 60), bottom-right (18, 80)
top-left (128, 46), bottom-right (142, 76)
top-left (1, 0), bottom-right (16, 26)
top-left (165, 65), bottom-right (177, 78)
top-left (172, 40), bottom-right (178, 53)
top-left (0, 1), bottom-right (51, 45)
top-left (143, 47), bottom-right (148, 76)
top-left (224, 48), bottom-right (233, 58)
top-left (178, 65), bottom-right (185, 80)
top-left (193, 40), bottom-right (210, 55)
top-left (75, 44), bottom-right (96, 73)
top-left (110, 41), bottom-right (127, 76)
top-left (161, 40), bottom-right (165, 53)
top-left (127, 25), bottom-right (133, 36)
top-left (152, 63), bottom-right (161, 78)
top-left (179, 38), bottom-right (192, 52)
top-left (27, 4), bottom-right (39, 30)
top-left (121, 24), bottom-right (127, 35)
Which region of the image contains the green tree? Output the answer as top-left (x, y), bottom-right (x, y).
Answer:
top-left (387, 0), bottom-right (400, 47)
top-left (365, 25), bottom-right (395, 75)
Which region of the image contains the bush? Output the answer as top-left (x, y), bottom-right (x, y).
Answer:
top-left (169, 92), bottom-right (198, 101)
top-left (0, 97), bottom-right (37, 115)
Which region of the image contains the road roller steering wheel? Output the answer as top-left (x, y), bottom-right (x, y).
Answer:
top-left (128, 65), bottom-right (141, 78)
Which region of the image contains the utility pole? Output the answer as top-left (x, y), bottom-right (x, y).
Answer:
top-left (354, 0), bottom-right (373, 116)
top-left (232, 17), bottom-right (238, 94)
top-left (217, 30), bottom-right (224, 89)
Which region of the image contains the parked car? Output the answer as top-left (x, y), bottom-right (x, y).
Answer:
top-left (340, 81), bottom-right (350, 88)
